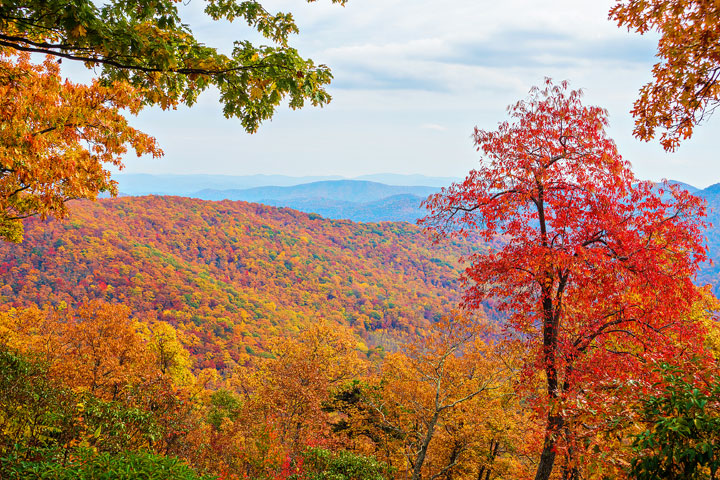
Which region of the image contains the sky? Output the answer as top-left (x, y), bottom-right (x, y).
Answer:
top-left (102, 0), bottom-right (719, 187)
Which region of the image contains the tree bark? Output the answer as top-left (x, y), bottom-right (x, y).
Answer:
top-left (477, 438), bottom-right (500, 480)
top-left (411, 412), bottom-right (440, 480)
top-left (561, 425), bottom-right (580, 480)
top-left (535, 266), bottom-right (562, 480)
top-left (534, 412), bottom-right (564, 480)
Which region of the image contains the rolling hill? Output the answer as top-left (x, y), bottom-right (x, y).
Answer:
top-left (0, 197), bottom-right (476, 369)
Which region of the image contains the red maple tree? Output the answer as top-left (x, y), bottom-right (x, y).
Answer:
top-left (422, 79), bottom-right (710, 480)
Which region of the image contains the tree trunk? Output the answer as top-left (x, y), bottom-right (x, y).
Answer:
top-left (561, 426), bottom-right (580, 480)
top-left (534, 412), bottom-right (564, 480)
top-left (534, 259), bottom-right (562, 480)
top-left (488, 439), bottom-right (499, 480)
top-left (411, 413), bottom-right (440, 480)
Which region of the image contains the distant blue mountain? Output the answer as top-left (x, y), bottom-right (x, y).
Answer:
top-left (677, 181), bottom-right (720, 294)
top-left (354, 173), bottom-right (459, 188)
top-left (666, 180), bottom-right (700, 194)
top-left (114, 173), bottom-right (456, 196)
top-left (114, 173), bottom-right (345, 195)
top-left (697, 182), bottom-right (720, 197)
top-left (194, 180), bottom-right (439, 204)
top-left (192, 181), bottom-right (437, 222)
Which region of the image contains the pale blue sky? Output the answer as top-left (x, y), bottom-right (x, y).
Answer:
top-left (102, 0), bottom-right (719, 187)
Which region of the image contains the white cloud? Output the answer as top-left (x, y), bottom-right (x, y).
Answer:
top-left (421, 123), bottom-right (448, 131)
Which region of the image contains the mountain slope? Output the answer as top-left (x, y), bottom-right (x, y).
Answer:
top-left (254, 193), bottom-right (427, 223)
top-left (0, 197), bottom-right (475, 368)
top-left (692, 184), bottom-right (720, 292)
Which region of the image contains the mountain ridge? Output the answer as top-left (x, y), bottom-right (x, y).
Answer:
top-left (193, 180), bottom-right (438, 203)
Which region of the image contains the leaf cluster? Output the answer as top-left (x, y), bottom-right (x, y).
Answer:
top-left (0, 0), bottom-right (347, 132)
top-left (292, 447), bottom-right (392, 480)
top-left (611, 0), bottom-right (720, 150)
top-left (630, 363), bottom-right (720, 479)
top-left (0, 347), bottom-right (210, 480)
top-left (0, 52), bottom-right (161, 243)
top-left (3, 449), bottom-right (214, 480)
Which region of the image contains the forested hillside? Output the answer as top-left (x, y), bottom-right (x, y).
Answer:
top-left (0, 196), bottom-right (474, 368)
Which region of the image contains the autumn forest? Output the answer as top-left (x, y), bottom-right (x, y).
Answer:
top-left (2, 1), bottom-right (720, 480)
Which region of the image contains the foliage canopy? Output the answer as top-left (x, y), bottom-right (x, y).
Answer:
top-left (611, 0), bottom-right (720, 150)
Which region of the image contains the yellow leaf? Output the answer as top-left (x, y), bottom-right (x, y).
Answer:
top-left (71, 25), bottom-right (87, 38)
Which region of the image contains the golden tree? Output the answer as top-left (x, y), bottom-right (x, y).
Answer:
top-left (0, 52), bottom-right (161, 242)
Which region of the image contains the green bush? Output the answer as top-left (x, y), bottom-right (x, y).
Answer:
top-left (0, 349), bottom-right (78, 456)
top-left (0, 348), bottom-right (210, 480)
top-left (1, 449), bottom-right (215, 480)
top-left (292, 447), bottom-right (391, 480)
top-left (630, 362), bottom-right (720, 479)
